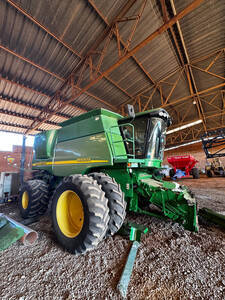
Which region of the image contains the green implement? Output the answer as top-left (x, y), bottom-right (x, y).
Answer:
top-left (19, 107), bottom-right (199, 254)
top-left (199, 207), bottom-right (225, 229)
top-left (118, 241), bottom-right (140, 298)
top-left (117, 222), bottom-right (149, 298)
top-left (0, 216), bottom-right (24, 251)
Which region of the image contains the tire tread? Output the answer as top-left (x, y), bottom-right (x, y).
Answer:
top-left (19, 179), bottom-right (49, 218)
top-left (89, 173), bottom-right (126, 236)
top-left (53, 174), bottom-right (109, 254)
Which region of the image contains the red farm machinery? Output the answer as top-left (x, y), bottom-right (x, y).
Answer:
top-left (168, 155), bottom-right (199, 179)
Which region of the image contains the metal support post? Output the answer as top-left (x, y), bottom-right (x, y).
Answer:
top-left (20, 135), bottom-right (26, 185)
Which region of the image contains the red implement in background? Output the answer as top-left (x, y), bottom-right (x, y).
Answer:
top-left (168, 155), bottom-right (199, 177)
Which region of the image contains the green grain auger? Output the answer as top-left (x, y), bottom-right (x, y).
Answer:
top-left (19, 107), bottom-right (199, 254)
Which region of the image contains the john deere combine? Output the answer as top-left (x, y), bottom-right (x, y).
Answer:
top-left (19, 107), bottom-right (198, 254)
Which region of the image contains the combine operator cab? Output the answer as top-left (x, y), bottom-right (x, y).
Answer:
top-left (119, 109), bottom-right (171, 165)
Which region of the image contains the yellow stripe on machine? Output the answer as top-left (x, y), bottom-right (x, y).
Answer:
top-left (32, 160), bottom-right (109, 166)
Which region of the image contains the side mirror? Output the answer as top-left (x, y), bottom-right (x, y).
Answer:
top-left (127, 104), bottom-right (135, 118)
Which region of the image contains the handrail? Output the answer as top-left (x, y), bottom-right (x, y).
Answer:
top-left (109, 123), bottom-right (135, 159)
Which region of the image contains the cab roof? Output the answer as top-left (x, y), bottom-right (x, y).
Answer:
top-left (60, 107), bottom-right (171, 128)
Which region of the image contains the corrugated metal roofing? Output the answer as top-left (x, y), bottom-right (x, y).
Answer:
top-left (178, 0), bottom-right (225, 60)
top-left (0, 0), bottom-right (224, 146)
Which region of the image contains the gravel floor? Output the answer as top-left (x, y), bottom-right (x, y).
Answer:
top-left (0, 176), bottom-right (225, 299)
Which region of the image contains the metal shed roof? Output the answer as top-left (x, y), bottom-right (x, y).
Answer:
top-left (0, 0), bottom-right (224, 147)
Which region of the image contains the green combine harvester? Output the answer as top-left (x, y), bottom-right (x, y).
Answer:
top-left (19, 107), bottom-right (199, 254)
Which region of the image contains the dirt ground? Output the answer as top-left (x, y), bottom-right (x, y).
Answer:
top-left (0, 176), bottom-right (225, 300)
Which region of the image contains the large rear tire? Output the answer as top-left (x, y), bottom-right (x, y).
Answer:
top-left (19, 180), bottom-right (49, 218)
top-left (89, 172), bottom-right (126, 237)
top-left (52, 175), bottom-right (109, 255)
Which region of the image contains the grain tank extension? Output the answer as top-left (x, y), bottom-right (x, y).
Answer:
top-left (19, 108), bottom-right (198, 254)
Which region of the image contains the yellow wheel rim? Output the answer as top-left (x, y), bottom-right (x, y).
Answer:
top-left (22, 191), bottom-right (29, 209)
top-left (56, 190), bottom-right (84, 238)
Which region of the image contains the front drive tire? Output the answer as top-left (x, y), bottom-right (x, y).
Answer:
top-left (52, 175), bottom-right (109, 255)
top-left (89, 173), bottom-right (126, 237)
top-left (19, 180), bottom-right (49, 218)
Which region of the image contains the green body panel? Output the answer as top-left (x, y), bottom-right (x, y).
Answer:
top-left (98, 166), bottom-right (198, 232)
top-left (198, 207), bottom-right (225, 229)
top-left (32, 109), bottom-right (127, 175)
top-left (98, 164), bottom-right (134, 198)
top-left (60, 108), bottom-right (122, 127)
top-left (53, 132), bottom-right (113, 176)
top-left (32, 107), bottom-right (198, 232)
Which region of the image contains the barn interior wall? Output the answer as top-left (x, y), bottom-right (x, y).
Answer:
top-left (164, 142), bottom-right (225, 171)
top-left (0, 145), bottom-right (33, 177)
